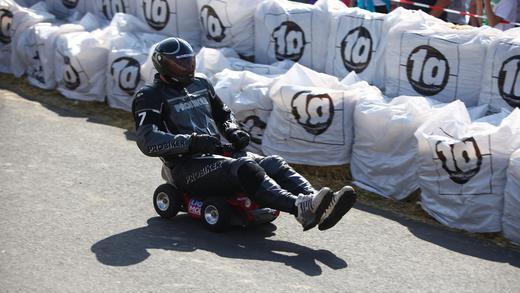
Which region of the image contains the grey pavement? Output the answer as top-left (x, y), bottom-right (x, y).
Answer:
top-left (0, 89), bottom-right (519, 293)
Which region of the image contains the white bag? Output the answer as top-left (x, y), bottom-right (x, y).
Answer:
top-left (385, 11), bottom-right (499, 107)
top-left (140, 43), bottom-right (159, 84)
top-left (10, 1), bottom-right (54, 77)
top-left (478, 28), bottom-right (520, 112)
top-left (214, 68), bottom-right (277, 153)
top-left (262, 63), bottom-right (383, 166)
top-left (131, 0), bottom-right (200, 46)
top-left (86, 0), bottom-right (134, 21)
top-left (0, 0), bottom-right (19, 73)
top-left (194, 47), bottom-right (238, 81)
top-left (45, 0), bottom-right (89, 19)
top-left (107, 32), bottom-right (163, 111)
top-left (54, 29), bottom-right (110, 101)
top-left (17, 13), bottom-right (104, 89)
top-left (351, 96), bottom-right (443, 200)
top-left (107, 49), bottom-right (149, 111)
top-left (254, 0), bottom-right (329, 72)
top-left (415, 102), bottom-right (520, 232)
top-left (324, 7), bottom-right (385, 87)
top-left (18, 22), bottom-right (66, 88)
top-left (196, 0), bottom-right (265, 59)
top-left (195, 47), bottom-right (290, 83)
top-left (503, 148), bottom-right (520, 244)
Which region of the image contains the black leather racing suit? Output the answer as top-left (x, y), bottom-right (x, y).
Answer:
top-left (132, 74), bottom-right (315, 213)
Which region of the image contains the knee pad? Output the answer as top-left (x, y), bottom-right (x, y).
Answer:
top-left (260, 155), bottom-right (290, 178)
top-left (231, 158), bottom-right (266, 194)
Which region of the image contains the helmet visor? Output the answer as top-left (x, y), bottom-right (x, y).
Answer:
top-left (163, 54), bottom-right (195, 79)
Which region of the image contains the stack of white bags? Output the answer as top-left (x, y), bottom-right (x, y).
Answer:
top-left (3, 0), bottom-right (520, 242)
top-left (16, 13), bottom-right (106, 89)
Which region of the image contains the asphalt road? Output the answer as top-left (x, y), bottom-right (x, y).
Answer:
top-left (1, 89), bottom-right (519, 293)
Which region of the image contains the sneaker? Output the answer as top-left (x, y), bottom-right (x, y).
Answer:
top-left (318, 186), bottom-right (357, 231)
top-left (295, 187), bottom-right (334, 231)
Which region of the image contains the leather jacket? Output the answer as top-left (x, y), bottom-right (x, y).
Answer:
top-left (132, 74), bottom-right (240, 163)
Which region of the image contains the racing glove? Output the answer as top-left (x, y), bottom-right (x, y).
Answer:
top-left (189, 134), bottom-right (221, 154)
top-left (228, 129), bottom-right (250, 150)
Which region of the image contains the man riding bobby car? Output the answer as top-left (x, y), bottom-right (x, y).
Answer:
top-left (132, 37), bottom-right (357, 231)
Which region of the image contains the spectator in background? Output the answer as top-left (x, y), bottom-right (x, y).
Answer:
top-left (445, 0), bottom-right (470, 24)
top-left (484, 0), bottom-right (520, 30)
top-left (357, 0), bottom-right (392, 13)
top-left (429, 0), bottom-right (455, 21)
top-left (468, 0), bottom-right (484, 26)
top-left (400, 0), bottom-right (448, 21)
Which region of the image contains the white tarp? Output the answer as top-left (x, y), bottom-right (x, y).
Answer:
top-left (325, 6), bottom-right (385, 87)
top-left (0, 0), bottom-right (19, 73)
top-left (45, 0), bottom-right (89, 19)
top-left (478, 28), bottom-right (519, 112)
top-left (9, 1), bottom-right (54, 77)
top-left (415, 101), bottom-right (520, 232)
top-left (262, 63), bottom-right (383, 166)
top-left (132, 0), bottom-right (200, 46)
top-left (54, 29), bottom-right (111, 101)
top-left (254, 0), bottom-right (328, 72)
top-left (351, 96), bottom-right (444, 200)
top-left (196, 0), bottom-right (265, 59)
top-left (503, 148), bottom-right (520, 244)
top-left (385, 9), bottom-right (499, 107)
top-left (16, 13), bottom-right (104, 89)
top-left (86, 0), bottom-right (134, 21)
top-left (214, 68), bottom-right (278, 154)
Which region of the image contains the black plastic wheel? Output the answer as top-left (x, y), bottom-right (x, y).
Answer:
top-left (153, 184), bottom-right (183, 219)
top-left (201, 198), bottom-right (232, 232)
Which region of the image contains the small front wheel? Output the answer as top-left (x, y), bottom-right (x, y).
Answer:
top-left (201, 199), bottom-right (231, 232)
top-left (153, 184), bottom-right (182, 219)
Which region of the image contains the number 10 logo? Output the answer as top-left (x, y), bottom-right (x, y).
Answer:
top-left (142, 0), bottom-right (170, 30)
top-left (0, 8), bottom-right (12, 44)
top-left (341, 26), bottom-right (372, 73)
top-left (272, 21), bottom-right (306, 62)
top-left (101, 0), bottom-right (126, 20)
top-left (498, 56), bottom-right (520, 108)
top-left (200, 5), bottom-right (226, 43)
top-left (406, 45), bottom-right (450, 96)
top-left (111, 57), bottom-right (141, 96)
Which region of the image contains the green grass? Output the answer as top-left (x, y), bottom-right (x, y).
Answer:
top-left (1, 72), bottom-right (517, 250)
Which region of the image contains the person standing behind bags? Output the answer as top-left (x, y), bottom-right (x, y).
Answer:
top-left (483, 0), bottom-right (520, 30)
top-left (357, 0), bottom-right (391, 13)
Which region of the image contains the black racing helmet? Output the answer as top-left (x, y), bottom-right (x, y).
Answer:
top-left (152, 37), bottom-right (196, 84)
